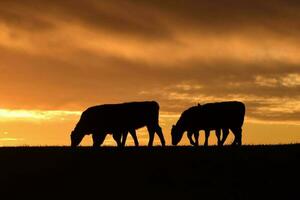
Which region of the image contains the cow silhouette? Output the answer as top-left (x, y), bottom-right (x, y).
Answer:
top-left (71, 101), bottom-right (166, 147)
top-left (171, 101), bottom-right (245, 146)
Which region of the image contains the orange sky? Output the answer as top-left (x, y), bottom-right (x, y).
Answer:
top-left (0, 0), bottom-right (300, 146)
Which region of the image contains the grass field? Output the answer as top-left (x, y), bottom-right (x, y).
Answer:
top-left (0, 144), bottom-right (299, 199)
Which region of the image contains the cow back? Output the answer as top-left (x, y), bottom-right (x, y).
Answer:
top-left (177, 101), bottom-right (245, 130)
top-left (201, 101), bottom-right (245, 128)
top-left (77, 101), bottom-right (160, 132)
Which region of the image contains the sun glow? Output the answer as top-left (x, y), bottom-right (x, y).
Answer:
top-left (0, 109), bottom-right (80, 121)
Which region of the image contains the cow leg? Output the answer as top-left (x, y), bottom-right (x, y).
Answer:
top-left (231, 127), bottom-right (242, 146)
top-left (230, 128), bottom-right (239, 146)
top-left (204, 129), bottom-right (210, 147)
top-left (129, 129), bottom-right (139, 147)
top-left (193, 131), bottom-right (199, 146)
top-left (221, 128), bottom-right (230, 145)
top-left (92, 133), bottom-right (106, 148)
top-left (113, 131), bottom-right (122, 147)
top-left (215, 129), bottom-right (221, 146)
top-left (154, 125), bottom-right (165, 147)
top-left (147, 126), bottom-right (155, 147)
top-left (237, 128), bottom-right (243, 146)
top-left (237, 128), bottom-right (242, 146)
top-left (121, 131), bottom-right (129, 147)
top-left (187, 130), bottom-right (195, 146)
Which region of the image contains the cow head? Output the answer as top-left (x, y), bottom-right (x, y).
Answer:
top-left (71, 130), bottom-right (85, 148)
top-left (171, 125), bottom-right (184, 145)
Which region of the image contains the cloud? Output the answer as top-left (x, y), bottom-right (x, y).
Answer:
top-left (3, 0), bottom-right (300, 34)
top-left (0, 0), bottom-right (300, 124)
top-left (0, 0), bottom-right (173, 40)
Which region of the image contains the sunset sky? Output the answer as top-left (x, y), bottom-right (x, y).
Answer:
top-left (1, 0), bottom-right (300, 146)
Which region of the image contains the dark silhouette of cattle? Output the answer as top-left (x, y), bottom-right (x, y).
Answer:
top-left (71, 101), bottom-right (165, 147)
top-left (171, 101), bottom-right (245, 146)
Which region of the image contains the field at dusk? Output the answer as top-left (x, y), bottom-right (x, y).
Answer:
top-left (1, 145), bottom-right (299, 199)
top-left (1, 0), bottom-right (300, 146)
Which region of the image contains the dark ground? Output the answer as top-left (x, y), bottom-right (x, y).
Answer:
top-left (0, 144), bottom-right (299, 199)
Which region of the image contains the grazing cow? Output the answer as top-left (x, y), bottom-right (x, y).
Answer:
top-left (71, 101), bottom-right (165, 147)
top-left (171, 101), bottom-right (245, 146)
